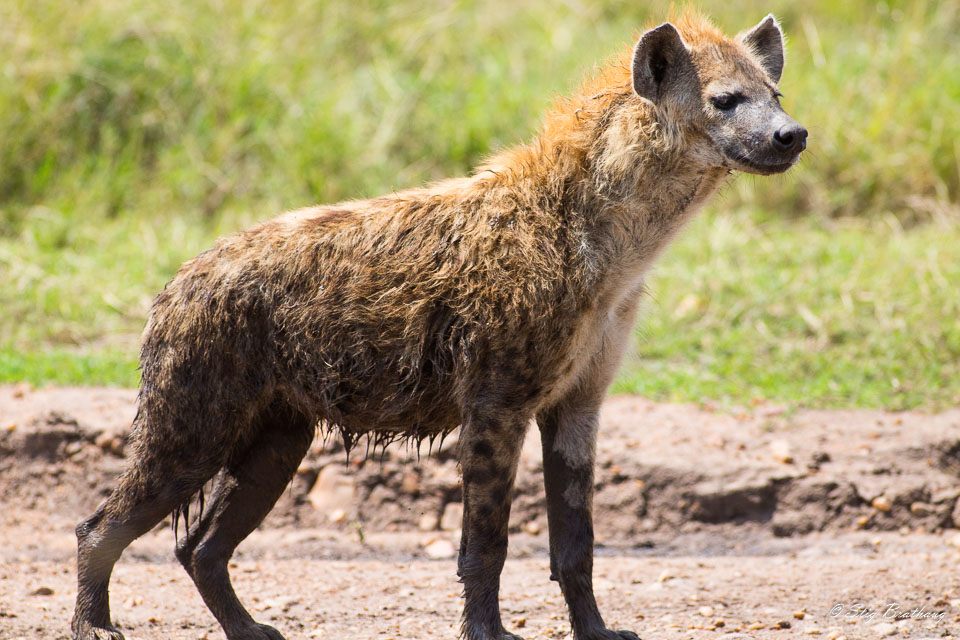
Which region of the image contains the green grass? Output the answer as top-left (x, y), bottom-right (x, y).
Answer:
top-left (1, 0), bottom-right (958, 409)
top-left (612, 211), bottom-right (960, 410)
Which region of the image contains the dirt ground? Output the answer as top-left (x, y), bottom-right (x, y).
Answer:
top-left (1, 384), bottom-right (959, 640)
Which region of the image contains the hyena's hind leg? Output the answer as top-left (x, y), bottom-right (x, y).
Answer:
top-left (175, 401), bottom-right (315, 640)
top-left (73, 424), bottom-right (227, 640)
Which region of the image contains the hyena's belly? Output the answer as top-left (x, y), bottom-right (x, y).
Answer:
top-left (277, 334), bottom-right (463, 441)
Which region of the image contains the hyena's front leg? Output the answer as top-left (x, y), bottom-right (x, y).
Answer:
top-left (458, 413), bottom-right (528, 640)
top-left (538, 403), bottom-right (639, 640)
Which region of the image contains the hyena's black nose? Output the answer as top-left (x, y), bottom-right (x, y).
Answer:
top-left (772, 123), bottom-right (808, 153)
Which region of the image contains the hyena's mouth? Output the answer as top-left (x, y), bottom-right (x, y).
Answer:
top-left (723, 148), bottom-right (799, 175)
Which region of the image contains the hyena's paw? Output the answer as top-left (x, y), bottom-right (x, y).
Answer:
top-left (230, 622), bottom-right (287, 640)
top-left (71, 619), bottom-right (125, 640)
top-left (582, 629), bottom-right (640, 640)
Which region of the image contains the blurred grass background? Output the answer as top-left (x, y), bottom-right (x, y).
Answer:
top-left (1, 0), bottom-right (957, 409)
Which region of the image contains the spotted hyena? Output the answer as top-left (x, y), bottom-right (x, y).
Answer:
top-left (73, 11), bottom-right (806, 640)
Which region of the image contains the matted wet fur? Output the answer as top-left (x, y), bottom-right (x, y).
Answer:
top-left (73, 10), bottom-right (806, 640)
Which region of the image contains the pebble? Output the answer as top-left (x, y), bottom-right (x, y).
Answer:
top-left (910, 502), bottom-right (933, 517)
top-left (30, 586), bottom-right (54, 596)
top-left (523, 520), bottom-right (541, 535)
top-left (440, 502), bottom-right (464, 531)
top-left (307, 465), bottom-right (356, 516)
top-left (424, 538), bottom-right (456, 559)
top-left (872, 496), bottom-right (892, 512)
top-left (770, 439), bottom-right (794, 464)
top-left (794, 611), bottom-right (806, 619)
top-left (95, 433), bottom-right (125, 456)
top-left (698, 606), bottom-right (714, 617)
top-left (400, 471), bottom-right (420, 494)
top-left (873, 622), bottom-right (897, 636)
top-left (418, 513), bottom-right (439, 532)
top-left (296, 460), bottom-right (315, 475)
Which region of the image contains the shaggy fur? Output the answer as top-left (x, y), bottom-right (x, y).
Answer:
top-left (73, 10), bottom-right (806, 640)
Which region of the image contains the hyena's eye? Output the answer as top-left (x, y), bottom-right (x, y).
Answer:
top-left (710, 93), bottom-right (743, 111)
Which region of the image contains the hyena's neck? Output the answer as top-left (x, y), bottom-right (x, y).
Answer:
top-left (578, 147), bottom-right (729, 303)
top-left (490, 118), bottom-right (729, 291)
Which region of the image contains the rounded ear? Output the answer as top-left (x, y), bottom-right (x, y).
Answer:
top-left (740, 14), bottom-right (785, 83)
top-left (631, 22), bottom-right (693, 103)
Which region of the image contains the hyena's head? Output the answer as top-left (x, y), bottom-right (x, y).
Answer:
top-left (632, 14), bottom-right (807, 175)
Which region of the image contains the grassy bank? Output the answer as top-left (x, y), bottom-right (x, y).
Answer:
top-left (1, 0), bottom-right (958, 408)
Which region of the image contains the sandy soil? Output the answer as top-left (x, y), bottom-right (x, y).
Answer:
top-left (1, 385), bottom-right (959, 639)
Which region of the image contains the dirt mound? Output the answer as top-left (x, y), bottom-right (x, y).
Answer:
top-left (2, 385), bottom-right (959, 542)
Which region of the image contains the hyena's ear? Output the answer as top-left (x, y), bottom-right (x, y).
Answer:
top-left (740, 14), bottom-right (785, 84)
top-left (631, 23), bottom-right (693, 104)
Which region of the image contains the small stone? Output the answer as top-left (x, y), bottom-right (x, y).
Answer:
top-left (713, 619), bottom-right (725, 628)
top-left (873, 622), bottom-right (897, 636)
top-left (657, 570), bottom-right (673, 583)
top-left (123, 596), bottom-right (144, 608)
top-left (523, 521), bottom-right (541, 535)
top-left (431, 461), bottom-right (461, 491)
top-left (804, 628), bottom-right (820, 635)
top-left (514, 617), bottom-right (526, 629)
top-left (794, 611), bottom-right (806, 620)
top-left (328, 508), bottom-right (346, 523)
top-left (856, 515), bottom-right (871, 528)
top-left (698, 606), bottom-right (714, 617)
top-left (424, 539), bottom-right (456, 559)
top-left (400, 471), bottom-right (420, 494)
top-left (95, 433), bottom-right (125, 456)
top-left (418, 513), bottom-right (440, 532)
top-left (440, 502), bottom-right (464, 531)
top-left (948, 534), bottom-right (960, 549)
top-left (774, 620), bottom-right (792, 629)
top-left (31, 586), bottom-right (54, 596)
top-left (770, 439), bottom-right (794, 464)
top-left (909, 502), bottom-right (933, 517)
top-left (952, 498), bottom-right (960, 528)
top-left (758, 405), bottom-right (787, 418)
top-left (872, 496), bottom-right (892, 512)
top-left (296, 460), bottom-right (315, 475)
top-left (307, 465), bottom-right (356, 517)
